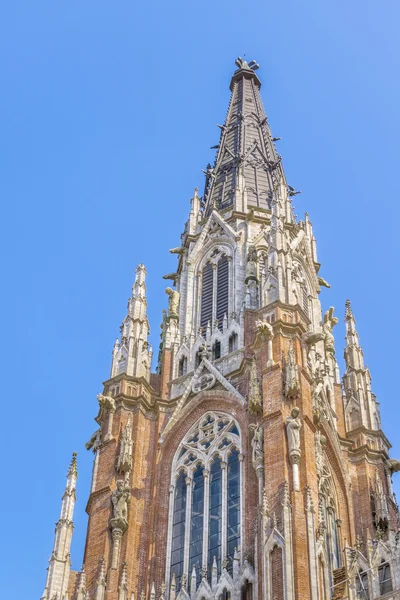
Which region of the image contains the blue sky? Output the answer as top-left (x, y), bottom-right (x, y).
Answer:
top-left (1, 1), bottom-right (399, 598)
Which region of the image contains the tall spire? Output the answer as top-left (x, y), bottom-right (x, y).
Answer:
top-left (343, 300), bottom-right (381, 431)
top-left (41, 453), bottom-right (78, 600)
top-left (203, 57), bottom-right (288, 216)
top-left (111, 264), bottom-right (152, 380)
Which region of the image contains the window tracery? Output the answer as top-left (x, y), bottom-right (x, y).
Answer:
top-left (199, 250), bottom-right (231, 332)
top-left (168, 412), bottom-right (242, 594)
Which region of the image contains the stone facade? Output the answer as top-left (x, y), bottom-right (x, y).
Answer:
top-left (41, 59), bottom-right (400, 600)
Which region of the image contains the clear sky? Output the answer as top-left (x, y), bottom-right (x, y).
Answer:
top-left (1, 1), bottom-right (399, 598)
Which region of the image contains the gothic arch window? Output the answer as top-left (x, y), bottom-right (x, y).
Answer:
top-left (229, 332), bottom-right (238, 353)
top-left (318, 465), bottom-right (342, 581)
top-left (378, 561), bottom-right (393, 595)
top-left (178, 356), bottom-right (188, 377)
top-left (200, 251), bottom-right (230, 332)
top-left (356, 570), bottom-right (370, 599)
top-left (167, 412), bottom-right (242, 594)
top-left (213, 340), bottom-right (221, 360)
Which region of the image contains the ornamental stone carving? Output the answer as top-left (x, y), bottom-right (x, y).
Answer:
top-left (165, 287), bottom-right (180, 318)
top-left (245, 246), bottom-right (258, 283)
top-left (322, 307), bottom-right (338, 354)
top-left (284, 340), bottom-right (300, 399)
top-left (85, 429), bottom-right (102, 453)
top-left (192, 372), bottom-right (216, 394)
top-left (248, 358), bottom-right (262, 414)
top-left (256, 319), bottom-right (273, 338)
top-left (250, 424), bottom-right (264, 475)
top-left (286, 407), bottom-right (302, 463)
top-left (117, 416), bottom-right (133, 474)
top-left (110, 480), bottom-right (131, 533)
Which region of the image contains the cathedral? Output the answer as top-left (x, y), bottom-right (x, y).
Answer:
top-left (41, 58), bottom-right (400, 600)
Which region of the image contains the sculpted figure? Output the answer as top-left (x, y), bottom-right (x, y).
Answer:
top-left (165, 287), bottom-right (180, 317)
top-left (85, 428), bottom-right (101, 453)
top-left (245, 247), bottom-right (258, 283)
top-left (387, 458), bottom-right (400, 473)
top-left (286, 407), bottom-right (302, 460)
top-left (256, 319), bottom-right (273, 338)
top-left (111, 480), bottom-right (130, 523)
top-left (250, 424), bottom-right (264, 471)
top-left (323, 307), bottom-right (338, 354)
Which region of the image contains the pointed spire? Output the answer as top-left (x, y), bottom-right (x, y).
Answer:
top-left (118, 563), bottom-right (128, 600)
top-left (159, 583), bottom-right (166, 600)
top-left (95, 558), bottom-right (107, 600)
top-left (169, 573), bottom-right (176, 600)
top-left (41, 454), bottom-right (77, 600)
top-left (111, 264), bottom-right (152, 380)
top-left (204, 58), bottom-right (288, 216)
top-left (190, 565), bottom-right (197, 596)
top-left (233, 547), bottom-right (240, 580)
top-left (188, 187), bottom-right (201, 234)
top-left (150, 583), bottom-right (156, 600)
top-left (77, 567), bottom-right (88, 600)
top-left (344, 299), bottom-right (363, 369)
top-left (211, 556), bottom-right (218, 590)
top-left (343, 300), bottom-right (381, 431)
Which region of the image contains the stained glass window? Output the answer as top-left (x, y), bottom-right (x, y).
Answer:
top-left (168, 413), bottom-right (241, 593)
top-left (356, 571), bottom-right (370, 600)
top-left (227, 450), bottom-right (240, 574)
top-left (170, 471), bottom-right (187, 589)
top-left (208, 457), bottom-right (222, 577)
top-left (378, 562), bottom-right (393, 595)
top-left (189, 465), bottom-right (204, 585)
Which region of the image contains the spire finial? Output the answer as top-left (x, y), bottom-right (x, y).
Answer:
top-left (345, 298), bottom-right (354, 320)
top-left (68, 452), bottom-right (78, 477)
top-left (235, 56), bottom-right (259, 71)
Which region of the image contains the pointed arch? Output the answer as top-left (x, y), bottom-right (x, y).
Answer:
top-left (166, 412), bottom-right (243, 597)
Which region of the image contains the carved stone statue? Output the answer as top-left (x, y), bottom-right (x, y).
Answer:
top-left (245, 247), bottom-right (258, 283)
top-left (322, 307), bottom-right (338, 354)
top-left (85, 428), bottom-right (102, 453)
top-left (248, 358), bottom-right (262, 414)
top-left (387, 458), bottom-right (400, 473)
top-left (286, 407), bottom-right (302, 461)
top-left (110, 479), bottom-right (130, 533)
top-left (117, 417), bottom-right (133, 474)
top-left (284, 340), bottom-right (300, 399)
top-left (97, 394), bottom-right (116, 412)
top-left (250, 424), bottom-right (264, 473)
top-left (165, 287), bottom-right (180, 317)
top-left (256, 319), bottom-right (273, 338)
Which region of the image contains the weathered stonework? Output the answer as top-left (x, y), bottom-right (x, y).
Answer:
top-left (41, 59), bottom-right (400, 600)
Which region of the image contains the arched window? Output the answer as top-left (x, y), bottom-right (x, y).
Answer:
top-left (178, 356), bottom-right (187, 377)
top-left (318, 465), bottom-right (342, 584)
top-left (200, 253), bottom-right (230, 332)
top-left (200, 263), bottom-right (213, 329)
top-left (378, 561), bottom-right (393, 595)
top-left (229, 332), bottom-right (238, 353)
top-left (170, 471), bottom-right (187, 590)
top-left (168, 413), bottom-right (241, 593)
top-left (356, 570), bottom-right (370, 599)
top-left (213, 340), bottom-right (221, 360)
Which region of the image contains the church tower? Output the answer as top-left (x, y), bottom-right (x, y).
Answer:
top-left (41, 59), bottom-right (400, 600)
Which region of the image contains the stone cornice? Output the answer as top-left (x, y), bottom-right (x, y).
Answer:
top-left (346, 426), bottom-right (391, 450)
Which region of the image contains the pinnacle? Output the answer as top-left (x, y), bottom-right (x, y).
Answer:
top-left (68, 452), bottom-right (78, 477)
top-left (345, 299), bottom-right (354, 320)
